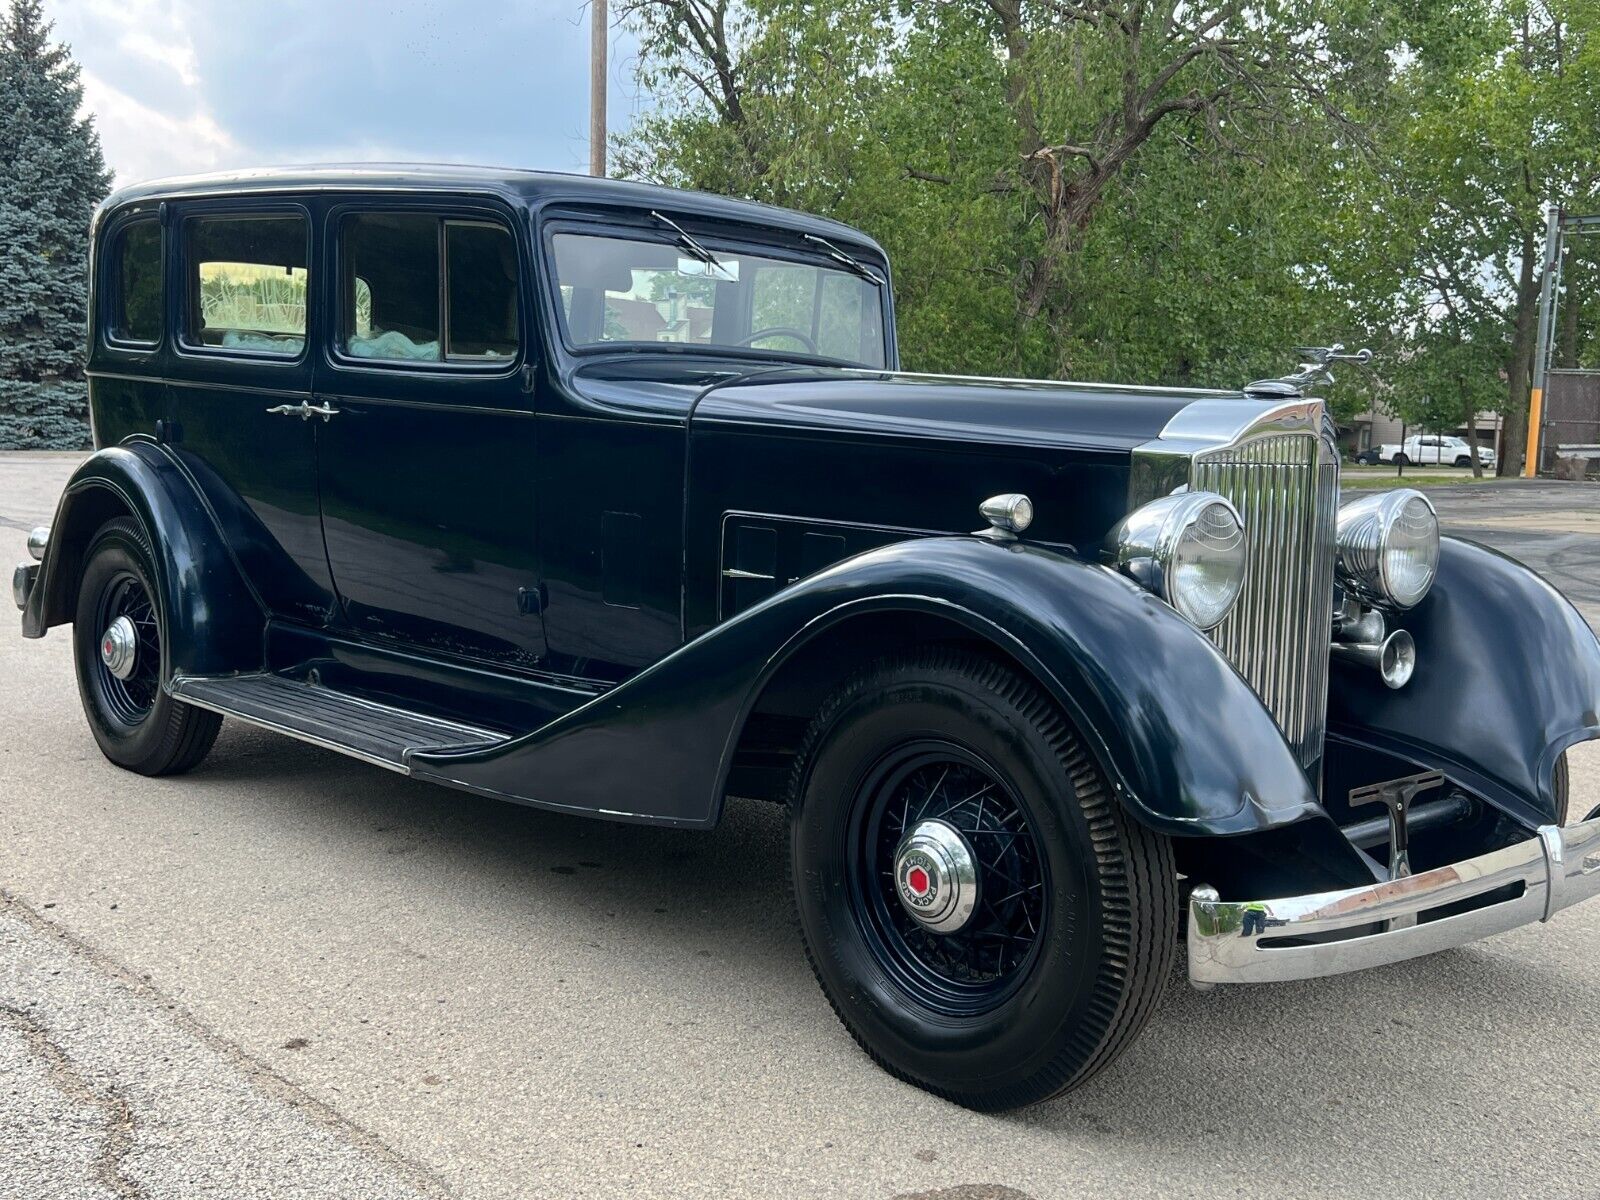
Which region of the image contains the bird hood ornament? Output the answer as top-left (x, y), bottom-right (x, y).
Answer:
top-left (1245, 344), bottom-right (1373, 398)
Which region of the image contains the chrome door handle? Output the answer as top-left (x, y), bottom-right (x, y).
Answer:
top-left (264, 401), bottom-right (339, 422)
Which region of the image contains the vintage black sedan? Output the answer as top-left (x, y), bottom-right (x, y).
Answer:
top-left (15, 166), bottom-right (1600, 1111)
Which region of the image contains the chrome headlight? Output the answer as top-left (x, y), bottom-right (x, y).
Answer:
top-left (1109, 492), bottom-right (1248, 630)
top-left (1335, 489), bottom-right (1439, 611)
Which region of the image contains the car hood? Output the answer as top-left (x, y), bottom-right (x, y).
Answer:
top-left (690, 366), bottom-right (1237, 453)
top-left (567, 358), bottom-right (1241, 452)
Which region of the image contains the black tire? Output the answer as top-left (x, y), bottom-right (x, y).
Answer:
top-left (73, 517), bottom-right (221, 775)
top-left (1553, 751), bottom-right (1570, 826)
top-left (1454, 455), bottom-right (1471, 468)
top-left (1394, 452), bottom-right (1410, 466)
top-left (787, 647), bottom-right (1176, 1111)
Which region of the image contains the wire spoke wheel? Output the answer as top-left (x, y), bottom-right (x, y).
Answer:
top-left (92, 570), bottom-right (162, 727)
top-left (848, 742), bottom-right (1047, 1016)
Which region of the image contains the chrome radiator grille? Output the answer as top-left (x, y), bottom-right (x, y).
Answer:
top-left (1192, 429), bottom-right (1340, 768)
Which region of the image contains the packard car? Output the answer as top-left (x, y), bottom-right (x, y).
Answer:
top-left (15, 166), bottom-right (1600, 1111)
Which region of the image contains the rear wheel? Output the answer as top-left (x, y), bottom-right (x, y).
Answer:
top-left (73, 518), bottom-right (221, 775)
top-left (1394, 452), bottom-right (1411, 466)
top-left (788, 648), bottom-right (1176, 1111)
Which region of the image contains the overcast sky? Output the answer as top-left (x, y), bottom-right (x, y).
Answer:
top-left (45, 0), bottom-right (642, 187)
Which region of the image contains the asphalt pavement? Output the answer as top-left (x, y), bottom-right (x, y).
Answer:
top-left (3, 452), bottom-right (1599, 1200)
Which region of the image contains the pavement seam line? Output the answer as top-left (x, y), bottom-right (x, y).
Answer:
top-left (1, 888), bottom-right (458, 1200)
top-left (1, 1001), bottom-right (146, 1200)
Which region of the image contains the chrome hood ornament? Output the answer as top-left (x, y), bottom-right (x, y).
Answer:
top-left (1245, 344), bottom-right (1372, 398)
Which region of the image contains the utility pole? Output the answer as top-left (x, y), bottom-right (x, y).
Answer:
top-left (589, 0), bottom-right (607, 177)
top-left (1525, 204), bottom-right (1561, 477)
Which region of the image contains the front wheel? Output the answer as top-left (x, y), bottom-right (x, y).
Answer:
top-left (788, 648), bottom-right (1176, 1111)
top-left (1455, 455), bottom-right (1472, 468)
top-left (73, 517), bottom-right (221, 775)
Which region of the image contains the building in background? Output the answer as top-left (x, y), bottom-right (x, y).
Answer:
top-left (1342, 406), bottom-right (1505, 461)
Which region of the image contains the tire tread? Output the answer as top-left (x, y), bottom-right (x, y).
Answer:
top-left (76, 517), bottom-right (222, 776)
top-left (786, 644), bottom-right (1176, 1111)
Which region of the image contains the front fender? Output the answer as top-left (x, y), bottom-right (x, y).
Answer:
top-left (411, 536), bottom-right (1324, 835)
top-left (1329, 536), bottom-right (1600, 828)
top-left (23, 443), bottom-right (263, 678)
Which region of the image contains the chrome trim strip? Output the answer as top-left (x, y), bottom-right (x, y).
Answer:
top-left (833, 366), bottom-right (1237, 397)
top-left (1188, 814), bottom-right (1600, 985)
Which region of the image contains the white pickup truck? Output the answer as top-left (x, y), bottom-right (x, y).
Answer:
top-left (1356, 433), bottom-right (1497, 469)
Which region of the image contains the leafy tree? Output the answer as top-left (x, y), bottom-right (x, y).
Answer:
top-left (0, 0), bottom-right (110, 449)
top-left (1334, 0), bottom-right (1600, 473)
top-left (618, 0), bottom-right (1600, 453)
top-left (616, 0), bottom-right (1396, 417)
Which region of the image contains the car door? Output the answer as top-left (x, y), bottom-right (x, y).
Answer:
top-left (312, 196), bottom-right (547, 669)
top-left (164, 200), bottom-right (336, 624)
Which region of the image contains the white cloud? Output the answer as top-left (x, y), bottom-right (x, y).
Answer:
top-left (52, 0), bottom-right (241, 185)
top-left (47, 0), bottom-right (640, 186)
top-left (80, 67), bottom-right (239, 185)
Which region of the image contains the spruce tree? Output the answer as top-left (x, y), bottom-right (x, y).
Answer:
top-left (0, 0), bottom-right (110, 449)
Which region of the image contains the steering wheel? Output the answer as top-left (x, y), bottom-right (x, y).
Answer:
top-left (738, 326), bottom-right (818, 353)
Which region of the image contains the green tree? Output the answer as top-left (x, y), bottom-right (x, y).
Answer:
top-left (0, 0), bottom-right (110, 450)
top-left (1336, 0), bottom-right (1600, 474)
top-left (616, 0), bottom-right (1396, 418)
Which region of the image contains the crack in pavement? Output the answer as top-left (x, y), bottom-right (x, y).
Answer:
top-left (1, 1002), bottom-right (146, 1199)
top-left (0, 889), bottom-right (456, 1200)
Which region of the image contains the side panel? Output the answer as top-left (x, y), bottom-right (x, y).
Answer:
top-left (410, 537), bottom-right (1325, 836)
top-left (22, 443), bottom-right (263, 678)
top-left (1328, 536), bottom-right (1600, 828)
top-left (533, 408), bottom-right (686, 681)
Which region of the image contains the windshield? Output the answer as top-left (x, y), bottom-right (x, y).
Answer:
top-left (550, 230), bottom-right (888, 368)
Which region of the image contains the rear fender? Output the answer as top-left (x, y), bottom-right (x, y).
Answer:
top-left (411, 536), bottom-right (1328, 836)
top-left (23, 443), bottom-right (263, 678)
top-left (1329, 536), bottom-right (1600, 828)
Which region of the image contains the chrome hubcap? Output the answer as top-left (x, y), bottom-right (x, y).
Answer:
top-left (893, 818), bottom-right (979, 933)
top-left (100, 615), bottom-right (138, 681)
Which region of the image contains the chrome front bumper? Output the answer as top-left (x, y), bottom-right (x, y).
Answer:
top-left (1188, 815), bottom-right (1600, 985)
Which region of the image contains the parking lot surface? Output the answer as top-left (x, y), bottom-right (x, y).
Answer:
top-left (3, 453), bottom-right (1599, 1200)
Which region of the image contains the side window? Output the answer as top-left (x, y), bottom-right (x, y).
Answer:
top-left (446, 222), bottom-right (518, 360)
top-left (340, 213), bottom-right (519, 365)
top-left (184, 214), bottom-right (308, 356)
top-left (108, 220), bottom-right (162, 345)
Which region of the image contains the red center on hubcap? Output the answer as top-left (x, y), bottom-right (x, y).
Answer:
top-left (907, 866), bottom-right (930, 895)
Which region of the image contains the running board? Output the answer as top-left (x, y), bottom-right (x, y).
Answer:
top-left (169, 673), bottom-right (510, 774)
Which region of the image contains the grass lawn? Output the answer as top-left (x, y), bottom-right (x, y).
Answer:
top-left (1339, 466), bottom-right (1505, 490)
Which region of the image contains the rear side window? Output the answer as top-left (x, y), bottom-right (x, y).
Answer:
top-left (340, 213), bottom-right (518, 365)
top-left (108, 220), bottom-right (162, 345)
top-left (183, 214), bottom-right (309, 356)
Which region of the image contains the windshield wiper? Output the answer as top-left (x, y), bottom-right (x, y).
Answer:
top-left (650, 210), bottom-right (732, 279)
top-left (802, 233), bottom-right (884, 286)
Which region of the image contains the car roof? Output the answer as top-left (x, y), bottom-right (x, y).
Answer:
top-left (98, 163), bottom-right (886, 258)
